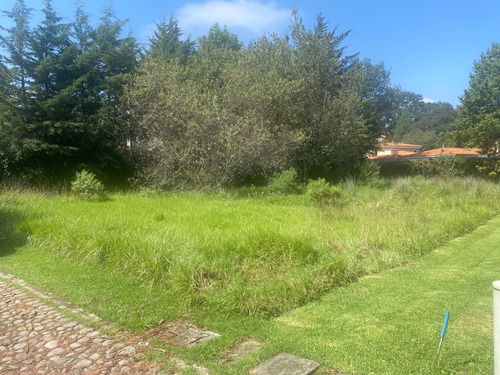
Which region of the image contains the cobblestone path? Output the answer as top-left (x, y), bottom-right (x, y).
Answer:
top-left (0, 276), bottom-right (169, 374)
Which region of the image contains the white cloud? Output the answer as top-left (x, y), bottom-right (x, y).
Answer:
top-left (423, 97), bottom-right (437, 103)
top-left (177, 0), bottom-right (291, 37)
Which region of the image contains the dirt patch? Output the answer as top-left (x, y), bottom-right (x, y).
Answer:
top-left (148, 320), bottom-right (220, 348)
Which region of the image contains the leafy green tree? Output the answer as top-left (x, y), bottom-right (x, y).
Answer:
top-left (0, 0), bottom-right (37, 179)
top-left (72, 0), bottom-right (95, 53)
top-left (454, 42), bottom-right (500, 153)
top-left (0, 57), bottom-right (13, 110)
top-left (127, 13), bottom-right (377, 188)
top-left (69, 6), bottom-right (139, 182)
top-left (385, 89), bottom-right (426, 135)
top-left (190, 24), bottom-right (242, 94)
top-left (393, 102), bottom-right (457, 150)
top-left (354, 58), bottom-right (397, 138)
top-left (392, 110), bottom-right (414, 141)
top-left (416, 102), bottom-right (457, 133)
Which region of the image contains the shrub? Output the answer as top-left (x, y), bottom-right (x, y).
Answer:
top-left (265, 169), bottom-right (303, 195)
top-left (307, 178), bottom-right (346, 205)
top-left (357, 162), bottom-right (381, 184)
top-left (71, 170), bottom-right (105, 199)
top-left (412, 154), bottom-right (463, 178)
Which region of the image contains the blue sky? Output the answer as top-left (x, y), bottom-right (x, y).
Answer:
top-left (2, 0), bottom-right (500, 106)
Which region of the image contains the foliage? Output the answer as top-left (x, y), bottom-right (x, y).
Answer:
top-left (0, 1), bottom-right (138, 185)
top-left (354, 58), bottom-right (396, 138)
top-left (306, 178), bottom-right (346, 205)
top-left (356, 161), bottom-right (382, 185)
top-left (265, 169), bottom-right (303, 195)
top-left (70, 170), bottom-right (105, 199)
top-left (146, 15), bottom-right (195, 63)
top-left (392, 102), bottom-right (458, 150)
top-left (475, 159), bottom-right (500, 180)
top-left (454, 42), bottom-right (500, 153)
top-left (127, 13), bottom-right (378, 189)
top-left (0, 3), bottom-right (462, 190)
top-left (2, 177), bottom-right (499, 321)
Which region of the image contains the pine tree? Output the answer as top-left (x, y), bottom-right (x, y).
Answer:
top-left (0, 0), bottom-right (33, 111)
top-left (147, 15), bottom-right (195, 63)
top-left (31, 0), bottom-right (71, 100)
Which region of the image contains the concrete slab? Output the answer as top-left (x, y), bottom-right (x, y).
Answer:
top-left (251, 352), bottom-right (320, 375)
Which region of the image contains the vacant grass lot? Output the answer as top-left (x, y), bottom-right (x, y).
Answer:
top-left (1, 176), bottom-right (499, 373)
top-left (1, 177), bottom-right (499, 321)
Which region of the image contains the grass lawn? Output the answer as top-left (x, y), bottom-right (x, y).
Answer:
top-left (268, 216), bottom-right (500, 374)
top-left (0, 176), bottom-right (499, 373)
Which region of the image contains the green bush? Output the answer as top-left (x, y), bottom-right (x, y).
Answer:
top-left (357, 162), bottom-right (381, 183)
top-left (307, 178), bottom-right (346, 205)
top-left (265, 169), bottom-right (303, 195)
top-left (411, 154), bottom-right (464, 178)
top-left (71, 170), bottom-right (105, 199)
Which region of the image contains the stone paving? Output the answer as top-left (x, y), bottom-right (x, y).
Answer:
top-left (0, 276), bottom-right (170, 374)
top-left (0, 272), bottom-right (322, 375)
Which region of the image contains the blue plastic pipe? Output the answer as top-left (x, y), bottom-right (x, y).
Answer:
top-left (440, 310), bottom-right (450, 338)
top-left (434, 310), bottom-right (450, 364)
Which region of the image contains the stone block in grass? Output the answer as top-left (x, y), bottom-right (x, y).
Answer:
top-left (251, 352), bottom-right (319, 375)
top-left (148, 320), bottom-right (219, 348)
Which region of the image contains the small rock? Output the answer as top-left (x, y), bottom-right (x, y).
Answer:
top-left (13, 343), bottom-right (27, 350)
top-left (47, 348), bottom-right (65, 357)
top-left (44, 340), bottom-right (58, 349)
top-left (118, 346), bottom-right (137, 356)
top-left (74, 359), bottom-right (93, 368)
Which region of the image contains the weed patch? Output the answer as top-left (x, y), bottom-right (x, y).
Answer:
top-left (1, 177), bottom-right (499, 320)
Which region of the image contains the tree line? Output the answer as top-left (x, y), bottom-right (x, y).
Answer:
top-left (0, 0), bottom-right (497, 189)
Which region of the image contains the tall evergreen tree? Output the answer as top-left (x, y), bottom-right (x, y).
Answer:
top-left (31, 0), bottom-right (71, 100)
top-left (0, 0), bottom-right (33, 111)
top-left (73, 1), bottom-right (95, 53)
top-left (147, 15), bottom-right (194, 63)
top-left (288, 11), bottom-right (368, 178)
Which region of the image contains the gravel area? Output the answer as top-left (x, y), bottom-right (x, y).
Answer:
top-left (0, 276), bottom-right (170, 374)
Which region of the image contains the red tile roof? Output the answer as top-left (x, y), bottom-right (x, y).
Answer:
top-left (368, 147), bottom-right (483, 161)
top-left (412, 147), bottom-right (481, 157)
top-left (368, 151), bottom-right (417, 160)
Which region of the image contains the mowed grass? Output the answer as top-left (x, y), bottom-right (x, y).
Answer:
top-left (265, 215), bottom-right (500, 374)
top-left (1, 177), bottom-right (500, 373)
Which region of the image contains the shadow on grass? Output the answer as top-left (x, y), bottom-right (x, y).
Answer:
top-left (1, 237), bottom-right (26, 257)
top-left (0, 207), bottom-right (27, 257)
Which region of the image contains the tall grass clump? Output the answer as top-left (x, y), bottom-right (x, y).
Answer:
top-left (2, 176), bottom-right (500, 318)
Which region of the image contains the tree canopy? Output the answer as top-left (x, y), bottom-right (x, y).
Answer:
top-left (453, 42), bottom-right (500, 153)
top-left (392, 101), bottom-right (457, 150)
top-left (0, 0), bottom-right (138, 184)
top-left (0, 2), bottom-right (459, 188)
